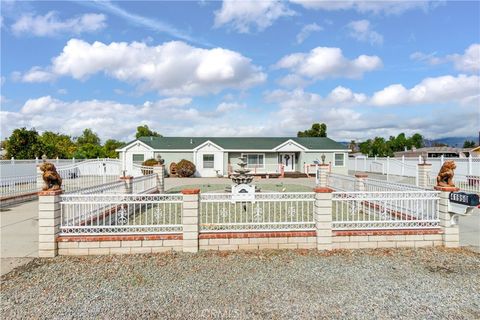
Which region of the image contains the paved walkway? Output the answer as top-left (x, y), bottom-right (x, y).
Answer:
top-left (1, 201), bottom-right (38, 276)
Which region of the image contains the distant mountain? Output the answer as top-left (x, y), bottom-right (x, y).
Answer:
top-left (426, 136), bottom-right (478, 148)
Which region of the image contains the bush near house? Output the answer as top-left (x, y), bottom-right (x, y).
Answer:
top-left (176, 159), bottom-right (196, 177)
top-left (141, 158), bottom-right (159, 175)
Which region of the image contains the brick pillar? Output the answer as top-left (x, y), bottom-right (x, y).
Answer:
top-left (120, 176), bottom-right (133, 194)
top-left (435, 186), bottom-right (460, 248)
top-left (36, 165), bottom-right (43, 191)
top-left (152, 164), bottom-right (165, 193)
top-left (38, 190), bottom-right (62, 257)
top-left (417, 163), bottom-right (432, 188)
top-left (317, 164), bottom-right (329, 187)
top-left (314, 187), bottom-right (333, 251)
top-left (182, 189), bottom-right (200, 253)
top-left (354, 173), bottom-right (368, 192)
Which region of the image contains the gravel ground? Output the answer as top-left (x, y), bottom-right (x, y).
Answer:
top-left (1, 248), bottom-right (479, 319)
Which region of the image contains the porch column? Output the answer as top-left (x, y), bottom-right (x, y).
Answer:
top-left (435, 186), bottom-right (460, 248)
top-left (314, 187), bottom-right (333, 251)
top-left (38, 190), bottom-right (62, 257)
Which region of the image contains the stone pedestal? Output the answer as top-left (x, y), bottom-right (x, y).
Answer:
top-left (417, 163), bottom-right (432, 188)
top-left (317, 164), bottom-right (329, 187)
top-left (38, 190), bottom-right (62, 257)
top-left (314, 187), bottom-right (333, 251)
top-left (119, 176), bottom-right (133, 194)
top-left (182, 189), bottom-right (200, 253)
top-left (152, 165), bottom-right (165, 193)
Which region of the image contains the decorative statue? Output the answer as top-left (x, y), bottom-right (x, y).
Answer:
top-left (40, 162), bottom-right (62, 191)
top-left (436, 160), bottom-right (456, 187)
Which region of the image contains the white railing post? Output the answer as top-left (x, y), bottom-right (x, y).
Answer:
top-left (56, 157), bottom-right (59, 165)
top-left (435, 186), bottom-right (460, 248)
top-left (314, 187), bottom-right (333, 251)
top-left (401, 155), bottom-right (405, 176)
top-left (72, 157), bottom-right (75, 164)
top-left (417, 163), bottom-right (432, 188)
top-left (418, 155), bottom-right (422, 164)
top-left (468, 155), bottom-right (472, 175)
top-left (386, 156), bottom-right (390, 181)
top-left (35, 157), bottom-right (39, 165)
top-left (11, 157), bottom-right (14, 164)
top-left (317, 164), bottom-right (329, 187)
top-left (120, 176), bottom-right (133, 194)
top-left (354, 157), bottom-right (357, 171)
top-left (36, 165), bottom-right (44, 191)
top-left (38, 189), bottom-right (62, 257)
top-left (354, 173), bottom-right (368, 191)
top-left (182, 189), bottom-right (200, 253)
top-left (153, 164), bottom-right (165, 193)
top-left (440, 155), bottom-right (444, 166)
top-left (363, 156), bottom-right (367, 172)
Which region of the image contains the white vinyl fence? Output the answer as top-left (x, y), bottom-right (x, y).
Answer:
top-left (332, 191), bottom-right (439, 230)
top-left (0, 175), bottom-right (38, 198)
top-left (200, 192), bottom-right (315, 232)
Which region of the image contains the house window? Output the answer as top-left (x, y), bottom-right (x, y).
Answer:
top-left (132, 154), bottom-right (144, 164)
top-left (203, 154), bottom-right (214, 169)
top-left (244, 154), bottom-right (264, 168)
top-left (334, 153), bottom-right (345, 166)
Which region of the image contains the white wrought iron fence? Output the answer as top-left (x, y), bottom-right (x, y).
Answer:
top-left (0, 175), bottom-right (38, 198)
top-left (332, 191), bottom-right (439, 230)
top-left (200, 192), bottom-right (315, 232)
top-left (363, 178), bottom-right (425, 192)
top-left (427, 173), bottom-right (480, 194)
top-left (71, 180), bottom-right (127, 195)
top-left (60, 194), bottom-right (182, 235)
top-left (131, 163), bottom-right (157, 177)
top-left (326, 173), bottom-right (357, 191)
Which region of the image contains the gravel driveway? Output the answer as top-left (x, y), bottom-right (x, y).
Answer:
top-left (1, 248), bottom-right (479, 319)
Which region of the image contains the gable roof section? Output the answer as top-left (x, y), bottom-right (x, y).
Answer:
top-left (132, 136), bottom-right (347, 151)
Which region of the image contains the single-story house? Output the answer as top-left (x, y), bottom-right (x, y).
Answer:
top-left (117, 137), bottom-right (349, 177)
top-left (393, 147), bottom-right (472, 158)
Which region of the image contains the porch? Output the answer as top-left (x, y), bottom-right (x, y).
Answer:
top-left (226, 152), bottom-right (301, 176)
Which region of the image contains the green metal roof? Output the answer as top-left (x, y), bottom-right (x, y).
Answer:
top-left (137, 136), bottom-right (346, 150)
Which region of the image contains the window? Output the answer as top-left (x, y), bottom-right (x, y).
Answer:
top-left (334, 153), bottom-right (345, 166)
top-left (244, 154), bottom-right (264, 168)
top-left (203, 154), bottom-right (214, 169)
top-left (132, 154), bottom-right (144, 164)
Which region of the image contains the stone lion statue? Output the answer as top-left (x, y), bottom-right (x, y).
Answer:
top-left (40, 162), bottom-right (62, 191)
top-left (436, 160), bottom-right (456, 187)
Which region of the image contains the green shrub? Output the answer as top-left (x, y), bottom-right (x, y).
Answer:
top-left (176, 159), bottom-right (196, 177)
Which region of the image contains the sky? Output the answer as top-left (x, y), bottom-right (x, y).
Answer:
top-left (0, 0), bottom-right (479, 143)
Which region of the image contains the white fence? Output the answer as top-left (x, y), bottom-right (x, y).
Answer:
top-left (0, 158), bottom-right (97, 177)
top-left (60, 194), bottom-right (182, 235)
top-left (427, 174), bottom-right (480, 194)
top-left (326, 173), bottom-right (357, 191)
top-left (332, 191), bottom-right (439, 230)
top-left (326, 173), bottom-right (424, 192)
top-left (132, 174), bottom-right (158, 194)
top-left (200, 192), bottom-right (315, 232)
top-left (0, 175), bottom-right (38, 198)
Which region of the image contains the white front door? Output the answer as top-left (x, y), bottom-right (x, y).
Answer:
top-left (280, 153), bottom-right (295, 172)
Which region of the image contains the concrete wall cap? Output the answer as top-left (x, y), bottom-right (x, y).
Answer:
top-left (38, 190), bottom-right (63, 196)
top-left (434, 186), bottom-right (460, 192)
top-left (182, 189), bottom-right (201, 195)
top-left (314, 187), bottom-right (334, 193)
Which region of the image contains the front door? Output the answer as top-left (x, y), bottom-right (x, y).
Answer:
top-left (280, 153), bottom-right (295, 172)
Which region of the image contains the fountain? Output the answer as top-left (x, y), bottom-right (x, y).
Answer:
top-left (226, 157), bottom-right (260, 199)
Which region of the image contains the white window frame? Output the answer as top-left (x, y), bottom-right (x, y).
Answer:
top-left (203, 154), bottom-right (215, 169)
top-left (241, 153), bottom-right (265, 169)
top-left (132, 153), bottom-right (145, 164)
top-left (333, 153), bottom-right (345, 167)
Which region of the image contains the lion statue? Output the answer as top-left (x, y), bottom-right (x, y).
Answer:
top-left (40, 162), bottom-right (62, 191)
top-left (436, 160), bottom-right (456, 187)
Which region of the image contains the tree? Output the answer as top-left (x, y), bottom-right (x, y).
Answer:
top-left (5, 128), bottom-right (45, 159)
top-left (297, 123), bottom-right (327, 137)
top-left (135, 125), bottom-right (162, 139)
top-left (73, 129), bottom-right (103, 159)
top-left (463, 140), bottom-right (476, 148)
top-left (348, 140), bottom-right (357, 153)
top-left (410, 133), bottom-right (424, 149)
top-left (76, 129), bottom-right (101, 146)
top-left (103, 139), bottom-right (125, 158)
top-left (40, 131), bottom-right (76, 158)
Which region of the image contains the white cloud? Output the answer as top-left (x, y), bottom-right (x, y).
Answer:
top-left (11, 11), bottom-right (106, 37)
top-left (347, 20), bottom-right (383, 46)
top-left (214, 0), bottom-right (295, 33)
top-left (410, 43), bottom-right (480, 74)
top-left (15, 39), bottom-right (266, 96)
top-left (18, 66), bottom-right (56, 83)
top-left (290, 0), bottom-right (435, 15)
top-left (275, 46), bottom-right (382, 80)
top-left (370, 74), bottom-right (480, 106)
top-left (296, 23), bottom-right (323, 44)
top-left (216, 102), bottom-right (246, 112)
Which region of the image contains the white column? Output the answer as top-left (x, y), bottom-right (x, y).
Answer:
top-left (317, 164), bottom-right (329, 187)
top-left (468, 155), bottom-right (472, 175)
top-left (354, 173), bottom-right (368, 192)
top-left (417, 164), bottom-right (432, 188)
top-left (314, 187), bottom-right (333, 251)
top-left (120, 176), bottom-right (133, 194)
top-left (38, 190), bottom-right (62, 257)
top-left (435, 186), bottom-right (460, 248)
top-left (182, 189), bottom-right (200, 253)
top-left (36, 165), bottom-right (43, 191)
top-left (153, 164), bottom-right (165, 193)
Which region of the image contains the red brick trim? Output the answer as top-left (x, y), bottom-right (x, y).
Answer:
top-left (57, 234), bottom-right (182, 242)
top-left (119, 176), bottom-right (133, 180)
top-left (418, 163), bottom-right (432, 167)
top-left (182, 188), bottom-right (201, 194)
top-left (354, 173), bottom-right (368, 178)
top-left (38, 190), bottom-right (63, 196)
top-left (314, 187), bottom-right (334, 193)
top-left (333, 228), bottom-right (442, 237)
top-left (199, 231), bottom-right (316, 239)
top-left (0, 191), bottom-right (39, 201)
top-left (434, 186), bottom-right (460, 192)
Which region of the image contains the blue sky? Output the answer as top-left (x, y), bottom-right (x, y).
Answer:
top-left (1, 0), bottom-right (479, 142)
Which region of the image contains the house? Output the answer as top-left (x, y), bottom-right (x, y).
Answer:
top-left (393, 147), bottom-right (472, 158)
top-left (117, 137), bottom-right (349, 177)
top-left (469, 146), bottom-right (480, 158)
